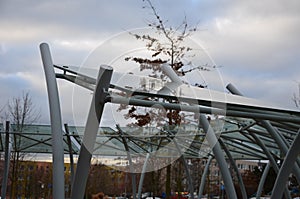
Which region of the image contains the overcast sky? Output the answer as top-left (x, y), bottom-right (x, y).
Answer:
top-left (1, 0), bottom-right (300, 125)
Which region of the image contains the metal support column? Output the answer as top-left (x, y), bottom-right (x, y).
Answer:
top-left (138, 153), bottom-right (150, 199)
top-left (251, 134), bottom-right (291, 199)
top-left (256, 162), bottom-right (270, 199)
top-left (71, 65), bottom-right (113, 199)
top-left (171, 136), bottom-right (194, 199)
top-left (180, 156), bottom-right (194, 199)
top-left (219, 139), bottom-right (247, 199)
top-left (117, 125), bottom-right (137, 199)
top-left (200, 114), bottom-right (237, 199)
top-left (64, 124), bottom-right (75, 188)
top-left (227, 83), bottom-right (300, 182)
top-left (198, 155), bottom-right (213, 199)
top-left (261, 121), bottom-right (300, 182)
top-left (271, 129), bottom-right (300, 199)
top-left (1, 121), bottom-right (11, 199)
top-left (40, 43), bottom-right (65, 199)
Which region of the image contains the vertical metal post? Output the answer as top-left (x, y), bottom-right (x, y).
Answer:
top-left (71, 65), bottom-right (113, 199)
top-left (180, 156), bottom-right (194, 199)
top-left (200, 114), bottom-right (237, 199)
top-left (131, 172), bottom-right (137, 199)
top-left (251, 133), bottom-right (279, 198)
top-left (172, 137), bottom-right (194, 199)
top-left (251, 133), bottom-right (291, 199)
top-left (198, 155), bottom-right (213, 199)
top-left (256, 162), bottom-right (270, 199)
top-left (137, 153), bottom-right (150, 199)
top-left (117, 125), bottom-right (137, 199)
top-left (40, 43), bottom-right (65, 199)
top-left (64, 124), bottom-right (75, 189)
top-left (219, 139), bottom-right (247, 199)
top-left (271, 129), bottom-right (300, 199)
top-left (1, 121), bottom-right (11, 199)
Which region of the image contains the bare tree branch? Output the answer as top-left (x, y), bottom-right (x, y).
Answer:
top-left (6, 91), bottom-right (41, 131)
top-left (122, 0), bottom-right (208, 127)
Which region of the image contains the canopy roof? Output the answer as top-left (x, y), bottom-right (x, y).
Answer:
top-left (1, 64), bottom-right (299, 163)
top-left (0, 117), bottom-right (297, 161)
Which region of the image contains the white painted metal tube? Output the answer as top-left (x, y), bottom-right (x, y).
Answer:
top-left (71, 65), bottom-right (113, 199)
top-left (161, 63), bottom-right (182, 83)
top-left (40, 43), bottom-right (65, 199)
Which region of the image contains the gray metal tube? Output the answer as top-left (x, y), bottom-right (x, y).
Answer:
top-left (226, 83), bottom-right (243, 96)
top-left (219, 139), bottom-right (247, 199)
top-left (227, 83), bottom-right (300, 182)
top-left (250, 134), bottom-right (279, 172)
top-left (131, 169), bottom-right (137, 199)
top-left (161, 64), bottom-right (182, 83)
top-left (256, 162), bottom-right (270, 199)
top-left (200, 114), bottom-right (237, 199)
top-left (138, 153), bottom-right (150, 199)
top-left (64, 124), bottom-right (75, 189)
top-left (271, 129), bottom-right (300, 199)
top-left (198, 155), bottom-right (213, 199)
top-left (261, 120), bottom-right (300, 182)
top-left (250, 134), bottom-right (294, 198)
top-left (250, 133), bottom-right (291, 199)
top-left (110, 96), bottom-right (300, 123)
top-left (1, 121), bottom-right (11, 199)
top-left (40, 43), bottom-right (65, 199)
top-left (117, 125), bottom-right (137, 199)
top-left (71, 65), bottom-right (113, 199)
top-left (171, 136), bottom-right (194, 199)
top-left (251, 134), bottom-right (291, 199)
top-left (180, 156), bottom-right (194, 199)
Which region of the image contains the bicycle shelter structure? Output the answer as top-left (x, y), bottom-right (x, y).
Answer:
top-left (40, 43), bottom-right (300, 199)
top-left (2, 43), bottom-right (300, 199)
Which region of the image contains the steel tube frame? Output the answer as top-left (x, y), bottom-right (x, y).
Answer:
top-left (137, 153), bottom-right (150, 199)
top-left (200, 114), bottom-right (238, 199)
top-left (251, 138), bottom-right (293, 196)
top-left (117, 125), bottom-right (137, 199)
top-left (179, 156), bottom-right (194, 199)
top-left (64, 124), bottom-right (75, 189)
top-left (198, 155), bottom-right (213, 199)
top-left (71, 65), bottom-right (113, 199)
top-left (250, 133), bottom-right (292, 199)
top-left (1, 121), bottom-right (11, 199)
top-left (46, 61), bottom-right (300, 198)
top-left (271, 128), bottom-right (300, 199)
top-left (261, 121), bottom-right (300, 183)
top-left (219, 138), bottom-right (247, 199)
top-left (227, 84), bottom-right (300, 176)
top-left (40, 43), bottom-right (65, 199)
top-left (110, 96), bottom-right (300, 123)
top-left (171, 136), bottom-right (195, 199)
top-left (227, 83), bottom-right (296, 198)
top-left (256, 162), bottom-right (270, 199)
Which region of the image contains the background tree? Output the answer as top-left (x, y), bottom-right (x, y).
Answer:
top-left (5, 91), bottom-right (40, 130)
top-left (118, 1), bottom-right (214, 198)
top-left (120, 0), bottom-right (213, 127)
top-left (2, 91), bottom-right (40, 198)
